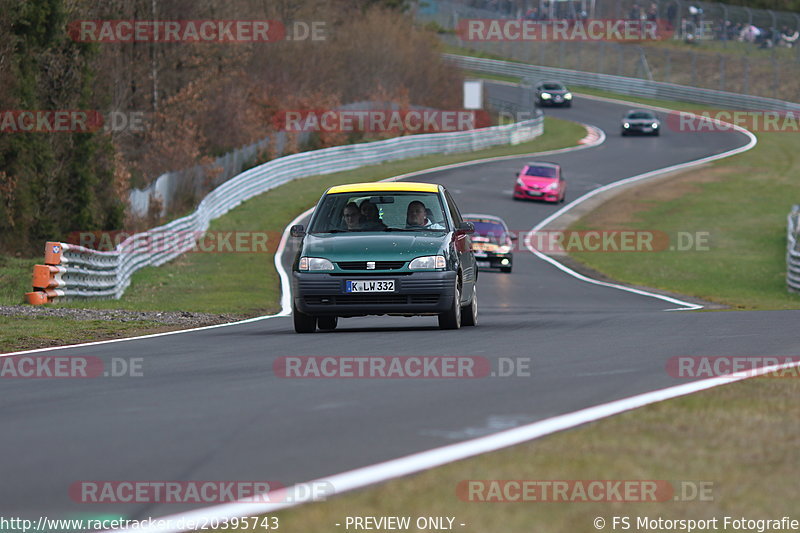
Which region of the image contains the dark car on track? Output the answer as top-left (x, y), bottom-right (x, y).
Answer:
top-left (535, 81), bottom-right (573, 107)
top-left (621, 109), bottom-right (661, 136)
top-left (463, 214), bottom-right (515, 273)
top-left (290, 182), bottom-right (478, 333)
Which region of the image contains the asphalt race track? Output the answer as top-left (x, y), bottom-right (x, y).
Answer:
top-left (3, 87), bottom-right (796, 523)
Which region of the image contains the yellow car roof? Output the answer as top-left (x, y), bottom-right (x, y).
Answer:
top-left (326, 182), bottom-right (440, 194)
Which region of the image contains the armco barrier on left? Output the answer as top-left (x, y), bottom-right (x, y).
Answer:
top-left (26, 241), bottom-right (119, 305)
top-left (22, 116), bottom-right (544, 305)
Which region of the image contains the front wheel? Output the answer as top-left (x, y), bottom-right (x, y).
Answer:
top-left (317, 316), bottom-right (338, 331)
top-left (438, 282), bottom-right (462, 330)
top-left (293, 304), bottom-right (317, 333)
top-left (461, 286), bottom-right (478, 327)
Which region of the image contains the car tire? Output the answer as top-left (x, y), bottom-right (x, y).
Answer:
top-left (438, 281), bottom-right (462, 330)
top-left (461, 286), bottom-right (478, 327)
top-left (565, 102), bottom-right (572, 108)
top-left (293, 304), bottom-right (316, 334)
top-left (653, 130), bottom-right (660, 136)
top-left (621, 130), bottom-right (628, 136)
top-left (501, 265), bottom-right (512, 273)
top-left (317, 316), bottom-right (338, 331)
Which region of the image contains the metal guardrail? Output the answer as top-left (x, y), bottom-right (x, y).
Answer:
top-left (445, 53), bottom-right (800, 113)
top-left (787, 205), bottom-right (800, 293)
top-left (25, 116), bottom-right (544, 304)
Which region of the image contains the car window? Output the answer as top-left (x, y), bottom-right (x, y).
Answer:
top-left (444, 190), bottom-right (464, 227)
top-left (308, 191), bottom-right (448, 232)
top-left (466, 220), bottom-right (507, 241)
top-left (524, 165), bottom-right (558, 178)
top-left (627, 111), bottom-right (655, 119)
top-left (542, 83), bottom-right (564, 91)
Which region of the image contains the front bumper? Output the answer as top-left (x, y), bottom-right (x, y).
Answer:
top-left (292, 270), bottom-right (457, 316)
top-left (622, 125), bottom-right (659, 135)
top-left (473, 252), bottom-right (513, 269)
top-left (514, 186), bottom-right (559, 202)
top-left (538, 96), bottom-right (571, 106)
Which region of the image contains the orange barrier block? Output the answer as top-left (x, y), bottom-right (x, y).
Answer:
top-left (25, 291), bottom-right (48, 305)
top-left (32, 265), bottom-right (59, 289)
top-left (44, 241), bottom-right (64, 266)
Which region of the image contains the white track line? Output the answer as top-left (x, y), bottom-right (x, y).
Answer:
top-left (523, 92), bottom-right (758, 311)
top-left (110, 97), bottom-right (761, 532)
top-left (116, 357), bottom-right (800, 532)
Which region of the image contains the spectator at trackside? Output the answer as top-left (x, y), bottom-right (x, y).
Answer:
top-left (646, 2), bottom-right (657, 21)
top-left (780, 26), bottom-right (799, 48)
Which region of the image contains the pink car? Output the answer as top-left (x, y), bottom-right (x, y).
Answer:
top-left (513, 162), bottom-right (566, 203)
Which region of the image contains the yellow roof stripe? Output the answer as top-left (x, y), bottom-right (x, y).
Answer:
top-left (327, 182), bottom-right (440, 194)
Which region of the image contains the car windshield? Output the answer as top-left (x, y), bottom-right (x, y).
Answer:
top-left (627, 111), bottom-right (655, 119)
top-left (308, 191), bottom-right (449, 233)
top-left (542, 83), bottom-right (564, 91)
top-left (524, 165), bottom-right (558, 178)
top-left (466, 220), bottom-right (507, 241)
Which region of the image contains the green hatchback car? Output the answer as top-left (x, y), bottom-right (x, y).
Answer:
top-left (290, 182), bottom-right (478, 333)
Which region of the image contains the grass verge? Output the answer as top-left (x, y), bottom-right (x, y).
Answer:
top-left (558, 92), bottom-right (800, 309)
top-left (0, 317), bottom-right (171, 353)
top-left (0, 116), bottom-right (586, 352)
top-left (241, 377), bottom-right (798, 532)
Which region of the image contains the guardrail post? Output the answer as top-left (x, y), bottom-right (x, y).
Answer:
top-left (786, 205), bottom-right (800, 293)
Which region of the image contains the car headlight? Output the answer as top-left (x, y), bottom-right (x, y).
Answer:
top-left (545, 182), bottom-right (559, 191)
top-left (497, 245), bottom-right (512, 254)
top-left (564, 92), bottom-right (573, 100)
top-left (623, 122), bottom-right (630, 128)
top-left (409, 255), bottom-right (446, 270)
top-left (540, 92), bottom-right (552, 99)
top-left (516, 177), bottom-right (526, 187)
top-left (299, 257), bottom-right (334, 271)
top-left (652, 122), bottom-right (659, 128)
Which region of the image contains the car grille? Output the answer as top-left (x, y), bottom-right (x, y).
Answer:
top-left (336, 261), bottom-right (406, 270)
top-left (304, 294), bottom-right (440, 305)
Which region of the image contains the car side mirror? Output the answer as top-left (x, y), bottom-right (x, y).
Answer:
top-left (456, 221), bottom-right (475, 235)
top-left (509, 233), bottom-right (518, 241)
top-left (290, 225), bottom-right (305, 238)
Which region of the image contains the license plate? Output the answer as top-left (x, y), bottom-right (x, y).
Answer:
top-left (346, 280), bottom-right (394, 293)
top-left (642, 127), bottom-right (652, 132)
top-left (528, 191), bottom-right (543, 196)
